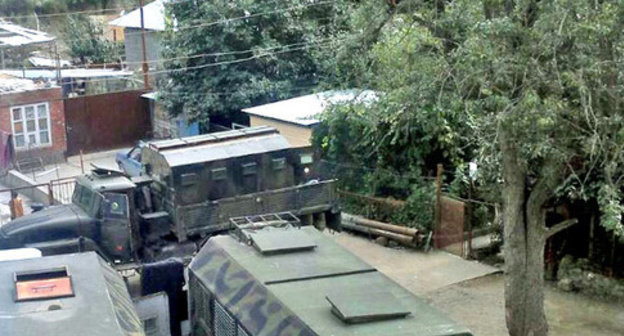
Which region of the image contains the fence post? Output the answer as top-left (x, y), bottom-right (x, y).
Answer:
top-left (48, 182), bottom-right (54, 205)
top-left (80, 150), bottom-right (85, 174)
top-left (434, 164), bottom-right (443, 249)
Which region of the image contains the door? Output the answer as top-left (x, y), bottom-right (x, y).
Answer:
top-left (100, 192), bottom-right (133, 262)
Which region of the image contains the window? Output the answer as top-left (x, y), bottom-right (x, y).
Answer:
top-left (104, 193), bottom-right (129, 219)
top-left (10, 103), bottom-right (52, 149)
top-left (300, 153), bottom-right (314, 165)
top-left (272, 158), bottom-right (286, 171)
top-left (211, 167), bottom-right (227, 181)
top-left (241, 162), bottom-right (257, 176)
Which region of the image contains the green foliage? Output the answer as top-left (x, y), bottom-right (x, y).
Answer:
top-left (160, 0), bottom-right (355, 123)
top-left (0, 0), bottom-right (119, 16)
top-left (62, 15), bottom-right (122, 64)
top-left (314, 0), bottom-right (624, 237)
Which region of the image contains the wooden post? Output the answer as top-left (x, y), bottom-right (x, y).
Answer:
top-left (48, 183), bottom-right (54, 205)
top-left (466, 181), bottom-right (473, 258)
top-left (434, 164), bottom-right (443, 248)
top-left (79, 150), bottom-right (84, 174)
top-left (588, 213), bottom-right (595, 260)
top-left (139, 0), bottom-right (150, 90)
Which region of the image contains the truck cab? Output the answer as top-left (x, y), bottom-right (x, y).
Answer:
top-left (0, 167), bottom-right (144, 264)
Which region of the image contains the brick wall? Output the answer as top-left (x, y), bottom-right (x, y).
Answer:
top-left (0, 87), bottom-right (67, 163)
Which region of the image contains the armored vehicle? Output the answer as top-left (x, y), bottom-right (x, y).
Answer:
top-left (0, 252), bottom-right (144, 336)
top-left (0, 127), bottom-right (339, 265)
top-left (187, 215), bottom-right (473, 336)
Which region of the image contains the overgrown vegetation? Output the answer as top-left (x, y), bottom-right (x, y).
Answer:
top-left (311, 1), bottom-right (624, 335)
top-left (62, 15), bottom-right (122, 64)
top-left (159, 0), bottom-right (355, 125)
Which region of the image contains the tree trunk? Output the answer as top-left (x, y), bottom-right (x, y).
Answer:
top-left (501, 129), bottom-right (549, 336)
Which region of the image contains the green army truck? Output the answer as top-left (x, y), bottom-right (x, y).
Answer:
top-left (0, 252), bottom-right (145, 336)
top-left (187, 214), bottom-right (473, 336)
top-left (0, 126), bottom-right (339, 265)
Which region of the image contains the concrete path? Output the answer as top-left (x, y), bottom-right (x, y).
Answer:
top-left (32, 147), bottom-right (128, 183)
top-left (327, 231), bottom-right (501, 295)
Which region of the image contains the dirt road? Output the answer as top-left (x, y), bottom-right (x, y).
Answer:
top-left (329, 231), bottom-right (624, 336)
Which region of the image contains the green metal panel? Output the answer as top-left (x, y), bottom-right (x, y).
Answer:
top-left (0, 252), bottom-right (144, 336)
top-left (325, 290), bottom-right (411, 324)
top-left (189, 227), bottom-right (473, 336)
top-left (213, 227), bottom-right (375, 284)
top-left (248, 227), bottom-right (317, 254)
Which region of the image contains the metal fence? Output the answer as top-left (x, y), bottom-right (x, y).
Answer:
top-left (0, 177), bottom-right (76, 226)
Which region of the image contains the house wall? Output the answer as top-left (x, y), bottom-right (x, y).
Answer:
top-left (0, 87), bottom-right (67, 163)
top-left (249, 115), bottom-right (313, 148)
top-left (123, 28), bottom-right (162, 70)
top-left (151, 100), bottom-right (199, 139)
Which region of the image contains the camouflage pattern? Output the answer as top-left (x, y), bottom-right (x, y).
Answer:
top-left (97, 257), bottom-right (145, 336)
top-left (188, 241), bottom-right (317, 336)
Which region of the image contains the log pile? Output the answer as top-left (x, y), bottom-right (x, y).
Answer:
top-left (340, 213), bottom-right (424, 248)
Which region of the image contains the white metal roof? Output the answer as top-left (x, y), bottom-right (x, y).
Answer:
top-left (28, 56), bottom-right (71, 68)
top-left (109, 0), bottom-right (167, 31)
top-left (242, 90), bottom-right (378, 127)
top-left (0, 75), bottom-right (55, 94)
top-left (0, 20), bottom-right (55, 47)
top-left (0, 68), bottom-right (133, 79)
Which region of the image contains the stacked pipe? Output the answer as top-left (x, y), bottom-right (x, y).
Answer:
top-left (341, 213), bottom-right (423, 247)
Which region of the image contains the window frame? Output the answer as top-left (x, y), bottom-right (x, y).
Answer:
top-left (10, 102), bottom-right (53, 150)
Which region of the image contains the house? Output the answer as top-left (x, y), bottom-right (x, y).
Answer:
top-left (109, 0), bottom-right (167, 70)
top-left (0, 19), bottom-right (56, 69)
top-left (0, 75), bottom-right (67, 163)
top-left (142, 91), bottom-right (199, 139)
top-left (242, 90), bottom-right (377, 148)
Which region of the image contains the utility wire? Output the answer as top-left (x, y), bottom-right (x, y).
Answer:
top-left (0, 40), bottom-right (340, 108)
top-left (0, 7), bottom-right (127, 20)
top-left (21, 0), bottom-right (339, 45)
top-left (1, 36), bottom-right (342, 88)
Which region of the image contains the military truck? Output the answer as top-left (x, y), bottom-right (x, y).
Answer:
top-left (0, 126), bottom-right (339, 264)
top-left (187, 214), bottom-right (473, 336)
top-left (0, 252), bottom-right (145, 336)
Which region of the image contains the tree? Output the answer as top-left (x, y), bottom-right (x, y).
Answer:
top-left (159, 0), bottom-right (354, 125)
top-left (316, 1), bottom-right (624, 335)
top-left (62, 14), bottom-right (122, 64)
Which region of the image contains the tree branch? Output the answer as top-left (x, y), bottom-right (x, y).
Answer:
top-left (545, 218), bottom-right (579, 239)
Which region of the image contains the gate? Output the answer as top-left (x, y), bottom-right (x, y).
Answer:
top-left (64, 90), bottom-right (151, 155)
top-left (434, 196), bottom-right (466, 256)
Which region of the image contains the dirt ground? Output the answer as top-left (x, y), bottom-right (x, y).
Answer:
top-left (329, 231), bottom-right (624, 336)
top-left (427, 273), bottom-right (624, 336)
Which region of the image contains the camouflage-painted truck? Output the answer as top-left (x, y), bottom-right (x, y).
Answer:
top-left (187, 215), bottom-right (473, 336)
top-left (0, 126), bottom-right (339, 265)
top-left (0, 252), bottom-right (145, 336)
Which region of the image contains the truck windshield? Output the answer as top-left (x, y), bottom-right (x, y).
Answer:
top-left (72, 183), bottom-right (103, 217)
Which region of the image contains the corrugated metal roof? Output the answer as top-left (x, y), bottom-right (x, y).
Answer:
top-left (160, 132), bottom-right (291, 167)
top-left (0, 74), bottom-right (56, 94)
top-left (149, 125), bottom-right (277, 151)
top-left (0, 20), bottom-right (55, 47)
top-left (242, 90), bottom-right (378, 127)
top-left (0, 68), bottom-right (133, 79)
top-left (109, 0), bottom-right (167, 31)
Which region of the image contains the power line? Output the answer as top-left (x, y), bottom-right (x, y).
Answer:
top-left (0, 39), bottom-right (342, 108)
top-left (38, 1), bottom-right (339, 45)
top-left (1, 36), bottom-right (342, 88)
top-left (0, 7), bottom-right (127, 20)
